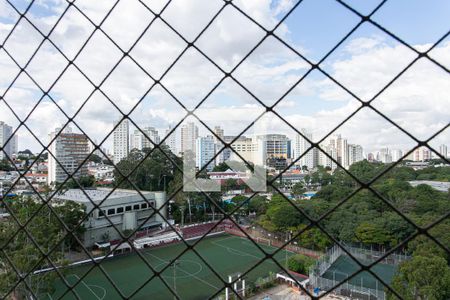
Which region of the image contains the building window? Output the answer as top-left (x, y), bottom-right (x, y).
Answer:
top-left (107, 208), bottom-right (115, 215)
top-left (141, 203), bottom-right (148, 209)
top-left (99, 210), bottom-right (105, 217)
top-left (133, 204), bottom-right (140, 210)
top-left (125, 206), bottom-right (132, 212)
top-left (117, 207), bottom-right (124, 213)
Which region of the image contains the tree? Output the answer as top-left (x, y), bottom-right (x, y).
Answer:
top-left (389, 255), bottom-right (450, 300)
top-left (291, 182), bottom-right (306, 198)
top-left (63, 175), bottom-right (96, 189)
top-left (354, 222), bottom-right (391, 245)
top-left (0, 196), bottom-right (86, 298)
top-left (295, 225), bottom-right (332, 251)
top-left (0, 159), bottom-right (13, 171)
top-left (87, 153), bottom-right (102, 164)
top-left (265, 195), bottom-right (304, 230)
top-left (114, 145), bottom-right (182, 191)
top-left (212, 162), bottom-right (230, 172)
top-left (248, 195), bottom-right (268, 215)
top-left (287, 254), bottom-right (315, 274)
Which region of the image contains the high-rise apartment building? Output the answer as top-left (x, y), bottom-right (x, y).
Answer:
top-left (439, 144), bottom-right (448, 158)
top-left (319, 144), bottom-right (337, 170)
top-left (130, 127), bottom-right (160, 151)
top-left (0, 121), bottom-right (16, 160)
top-left (230, 136), bottom-right (255, 163)
top-left (213, 126), bottom-right (224, 144)
top-left (319, 135), bottom-right (362, 169)
top-left (113, 119), bottom-right (129, 164)
top-left (294, 129), bottom-right (314, 170)
top-left (335, 135), bottom-right (349, 169)
top-left (348, 144), bottom-right (364, 166)
top-left (258, 134), bottom-right (290, 159)
top-left (391, 149), bottom-right (403, 162)
top-left (130, 129), bottom-right (143, 151)
top-left (412, 146), bottom-right (431, 162)
top-left (164, 126), bottom-right (177, 154)
top-left (230, 134), bottom-right (290, 167)
top-left (377, 148), bottom-right (392, 163)
top-left (180, 122), bottom-right (198, 154)
top-left (196, 136), bottom-right (216, 171)
top-left (48, 127), bottom-right (90, 184)
top-left (144, 127), bottom-right (160, 148)
top-left (218, 135), bottom-right (235, 164)
top-left (213, 126), bottom-right (226, 164)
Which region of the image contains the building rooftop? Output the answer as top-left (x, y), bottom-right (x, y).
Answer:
top-left (408, 180), bottom-right (450, 192)
top-left (53, 188), bottom-right (157, 203)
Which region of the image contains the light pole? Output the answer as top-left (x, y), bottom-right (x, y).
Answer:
top-left (172, 259), bottom-right (178, 300)
top-left (179, 205), bottom-right (185, 227)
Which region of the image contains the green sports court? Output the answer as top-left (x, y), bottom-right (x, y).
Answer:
top-left (322, 255), bottom-right (397, 290)
top-left (42, 234), bottom-right (296, 300)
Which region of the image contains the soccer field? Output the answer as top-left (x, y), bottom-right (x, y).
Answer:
top-left (43, 234), bottom-right (295, 300)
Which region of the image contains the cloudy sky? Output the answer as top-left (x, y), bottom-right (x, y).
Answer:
top-left (0, 0), bottom-right (449, 158)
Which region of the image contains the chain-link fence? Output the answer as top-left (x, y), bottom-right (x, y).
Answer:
top-left (0, 0), bottom-right (449, 299)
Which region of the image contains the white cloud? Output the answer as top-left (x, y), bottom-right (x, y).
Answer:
top-left (0, 1), bottom-right (448, 158)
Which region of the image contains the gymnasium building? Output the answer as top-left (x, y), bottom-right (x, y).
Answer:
top-left (53, 188), bottom-right (167, 247)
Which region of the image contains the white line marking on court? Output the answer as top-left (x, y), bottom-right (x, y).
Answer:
top-left (89, 285), bottom-right (107, 300)
top-left (66, 274), bottom-right (106, 300)
top-left (46, 292), bottom-right (54, 300)
top-left (145, 252), bottom-right (220, 290)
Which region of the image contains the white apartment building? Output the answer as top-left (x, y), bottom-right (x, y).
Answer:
top-left (229, 134), bottom-right (290, 167)
top-left (319, 144), bottom-right (337, 170)
top-left (348, 144), bottom-right (364, 165)
top-left (318, 135), bottom-right (362, 170)
top-left (439, 144), bottom-right (448, 158)
top-left (411, 146), bottom-right (431, 162)
top-left (196, 135), bottom-right (216, 171)
top-left (336, 135), bottom-right (349, 169)
top-left (377, 148), bottom-right (391, 163)
top-left (164, 126), bottom-right (177, 154)
top-left (113, 119), bottom-right (130, 164)
top-left (230, 136), bottom-right (256, 164)
top-left (130, 127), bottom-right (160, 151)
top-left (180, 122), bottom-right (198, 154)
top-left (48, 127), bottom-right (90, 184)
top-left (0, 121), bottom-right (16, 160)
top-left (326, 135), bottom-right (349, 169)
top-left (294, 129), bottom-right (315, 170)
top-left (391, 149), bottom-right (403, 162)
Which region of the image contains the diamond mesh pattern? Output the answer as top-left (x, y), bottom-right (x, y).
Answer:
top-left (0, 0), bottom-right (449, 299)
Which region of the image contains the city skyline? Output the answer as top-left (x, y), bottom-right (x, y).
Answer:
top-left (0, 1), bottom-right (448, 157)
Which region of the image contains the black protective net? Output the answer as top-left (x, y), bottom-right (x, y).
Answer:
top-left (0, 0), bottom-right (449, 299)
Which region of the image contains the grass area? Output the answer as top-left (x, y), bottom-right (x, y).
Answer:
top-left (43, 234), bottom-right (296, 300)
top-left (322, 255), bottom-right (397, 290)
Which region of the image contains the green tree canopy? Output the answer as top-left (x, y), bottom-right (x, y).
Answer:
top-left (390, 254), bottom-right (450, 300)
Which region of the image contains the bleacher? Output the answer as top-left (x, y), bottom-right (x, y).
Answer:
top-left (107, 221), bottom-right (231, 252)
top-left (133, 231), bottom-right (182, 249)
top-left (181, 222), bottom-right (223, 239)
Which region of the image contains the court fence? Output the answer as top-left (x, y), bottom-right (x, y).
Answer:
top-left (309, 244), bottom-right (411, 300)
top-left (225, 226), bottom-right (322, 258)
top-left (310, 276), bottom-right (386, 300)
